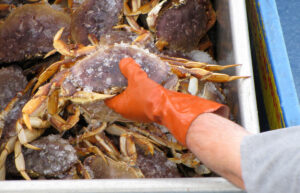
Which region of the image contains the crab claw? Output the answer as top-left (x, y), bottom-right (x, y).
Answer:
top-left (53, 28), bottom-right (74, 57)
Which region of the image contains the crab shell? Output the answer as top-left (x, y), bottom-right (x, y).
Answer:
top-left (5, 135), bottom-right (78, 179)
top-left (154, 0), bottom-right (216, 51)
top-left (71, 0), bottom-right (123, 45)
top-left (62, 43), bottom-right (172, 95)
top-left (0, 3), bottom-right (71, 63)
top-left (135, 146), bottom-right (181, 178)
top-left (83, 155), bottom-right (144, 179)
top-left (56, 43), bottom-right (175, 122)
top-left (0, 66), bottom-right (27, 112)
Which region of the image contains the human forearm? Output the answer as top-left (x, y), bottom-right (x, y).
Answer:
top-left (186, 113), bottom-right (251, 189)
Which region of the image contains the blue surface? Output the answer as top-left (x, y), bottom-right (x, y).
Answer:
top-left (276, 0), bottom-right (300, 101)
top-left (256, 0), bottom-right (300, 126)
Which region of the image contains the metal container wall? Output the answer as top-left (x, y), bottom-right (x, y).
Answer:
top-left (0, 0), bottom-right (258, 192)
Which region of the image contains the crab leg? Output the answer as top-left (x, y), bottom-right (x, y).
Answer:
top-left (160, 55), bottom-right (241, 70)
top-left (16, 120), bottom-right (46, 150)
top-left (130, 0), bottom-right (141, 21)
top-left (1, 122), bottom-right (46, 179)
top-left (203, 73), bottom-right (250, 83)
top-left (0, 4), bottom-right (15, 11)
top-left (169, 152), bottom-right (200, 168)
top-left (125, 16), bottom-right (144, 32)
top-left (131, 0), bottom-right (141, 13)
top-left (87, 34), bottom-right (100, 46)
top-left (54, 28), bottom-right (97, 58)
top-left (113, 24), bottom-right (146, 35)
top-left (155, 40), bottom-right (169, 51)
top-left (22, 95), bottom-right (48, 131)
top-left (75, 161), bottom-right (91, 179)
top-left (94, 134), bottom-right (120, 161)
top-left (120, 133), bottom-right (137, 166)
top-left (106, 124), bottom-right (155, 155)
top-left (170, 65), bottom-right (211, 79)
top-left (50, 105), bottom-right (80, 132)
top-left (129, 124), bottom-right (186, 151)
top-left (123, 0), bottom-right (132, 16)
top-left (48, 89), bottom-right (60, 115)
top-left (82, 140), bottom-right (107, 164)
top-left (0, 136), bottom-right (17, 180)
top-left (114, 24), bottom-right (153, 46)
top-left (76, 122), bottom-right (107, 141)
top-left (146, 0), bottom-right (167, 31)
top-left (133, 32), bottom-right (152, 45)
top-left (125, 0), bottom-right (160, 16)
top-left (66, 91), bottom-right (114, 104)
top-left (54, 28), bottom-right (74, 57)
top-left (14, 140), bottom-right (31, 180)
top-left (32, 58), bottom-right (75, 93)
top-left (170, 64), bottom-right (248, 82)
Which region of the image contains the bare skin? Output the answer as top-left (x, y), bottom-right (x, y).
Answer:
top-left (186, 113), bottom-right (252, 189)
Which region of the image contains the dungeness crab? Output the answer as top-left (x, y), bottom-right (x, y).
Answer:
top-left (0, 26), bottom-right (246, 179)
top-left (0, 3), bottom-right (71, 63)
top-left (124, 0), bottom-right (216, 51)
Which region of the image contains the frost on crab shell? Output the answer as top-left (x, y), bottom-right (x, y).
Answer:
top-left (23, 135), bottom-right (78, 177)
top-left (64, 43), bottom-right (170, 94)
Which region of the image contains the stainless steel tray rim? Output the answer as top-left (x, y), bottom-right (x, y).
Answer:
top-left (0, 178), bottom-right (243, 193)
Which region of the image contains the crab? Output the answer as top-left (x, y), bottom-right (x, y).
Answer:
top-left (0, 3), bottom-right (71, 64)
top-left (70, 0), bottom-right (123, 45)
top-left (5, 27), bottom-right (246, 180)
top-left (83, 155), bottom-right (144, 179)
top-left (0, 66), bottom-right (27, 112)
top-left (123, 0), bottom-right (216, 51)
top-left (5, 135), bottom-right (79, 179)
top-left (72, 122), bottom-right (183, 178)
top-left (0, 77), bottom-right (46, 180)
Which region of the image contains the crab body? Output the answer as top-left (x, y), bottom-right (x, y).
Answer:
top-left (63, 43), bottom-right (172, 95)
top-left (0, 3), bottom-right (71, 63)
top-left (155, 0), bottom-right (216, 51)
top-left (11, 27), bottom-right (245, 179)
top-left (136, 146), bottom-right (181, 178)
top-left (83, 155), bottom-right (144, 179)
top-left (71, 0), bottom-right (123, 45)
top-left (0, 66), bottom-right (27, 112)
top-left (124, 0), bottom-right (216, 51)
top-left (5, 135), bottom-right (78, 179)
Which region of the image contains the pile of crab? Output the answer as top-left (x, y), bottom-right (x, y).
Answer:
top-left (0, 0), bottom-right (246, 180)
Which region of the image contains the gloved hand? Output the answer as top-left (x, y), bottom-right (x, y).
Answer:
top-left (105, 57), bottom-right (229, 145)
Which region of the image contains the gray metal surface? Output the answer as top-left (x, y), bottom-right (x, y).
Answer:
top-left (0, 178), bottom-right (244, 193)
top-left (216, 0), bottom-right (259, 135)
top-left (0, 0), bottom-right (258, 192)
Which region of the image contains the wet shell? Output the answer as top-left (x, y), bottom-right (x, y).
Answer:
top-left (0, 66), bottom-right (27, 111)
top-left (84, 155), bottom-right (143, 179)
top-left (62, 43), bottom-right (172, 95)
top-left (155, 0), bottom-right (215, 51)
top-left (0, 4), bottom-right (71, 63)
top-left (136, 147), bottom-right (181, 178)
top-left (71, 0), bottom-right (123, 45)
top-left (22, 135), bottom-right (78, 178)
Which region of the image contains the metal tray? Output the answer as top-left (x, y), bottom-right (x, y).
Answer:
top-left (0, 0), bottom-right (258, 192)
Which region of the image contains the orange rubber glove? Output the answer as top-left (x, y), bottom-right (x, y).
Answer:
top-left (105, 58), bottom-right (229, 145)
